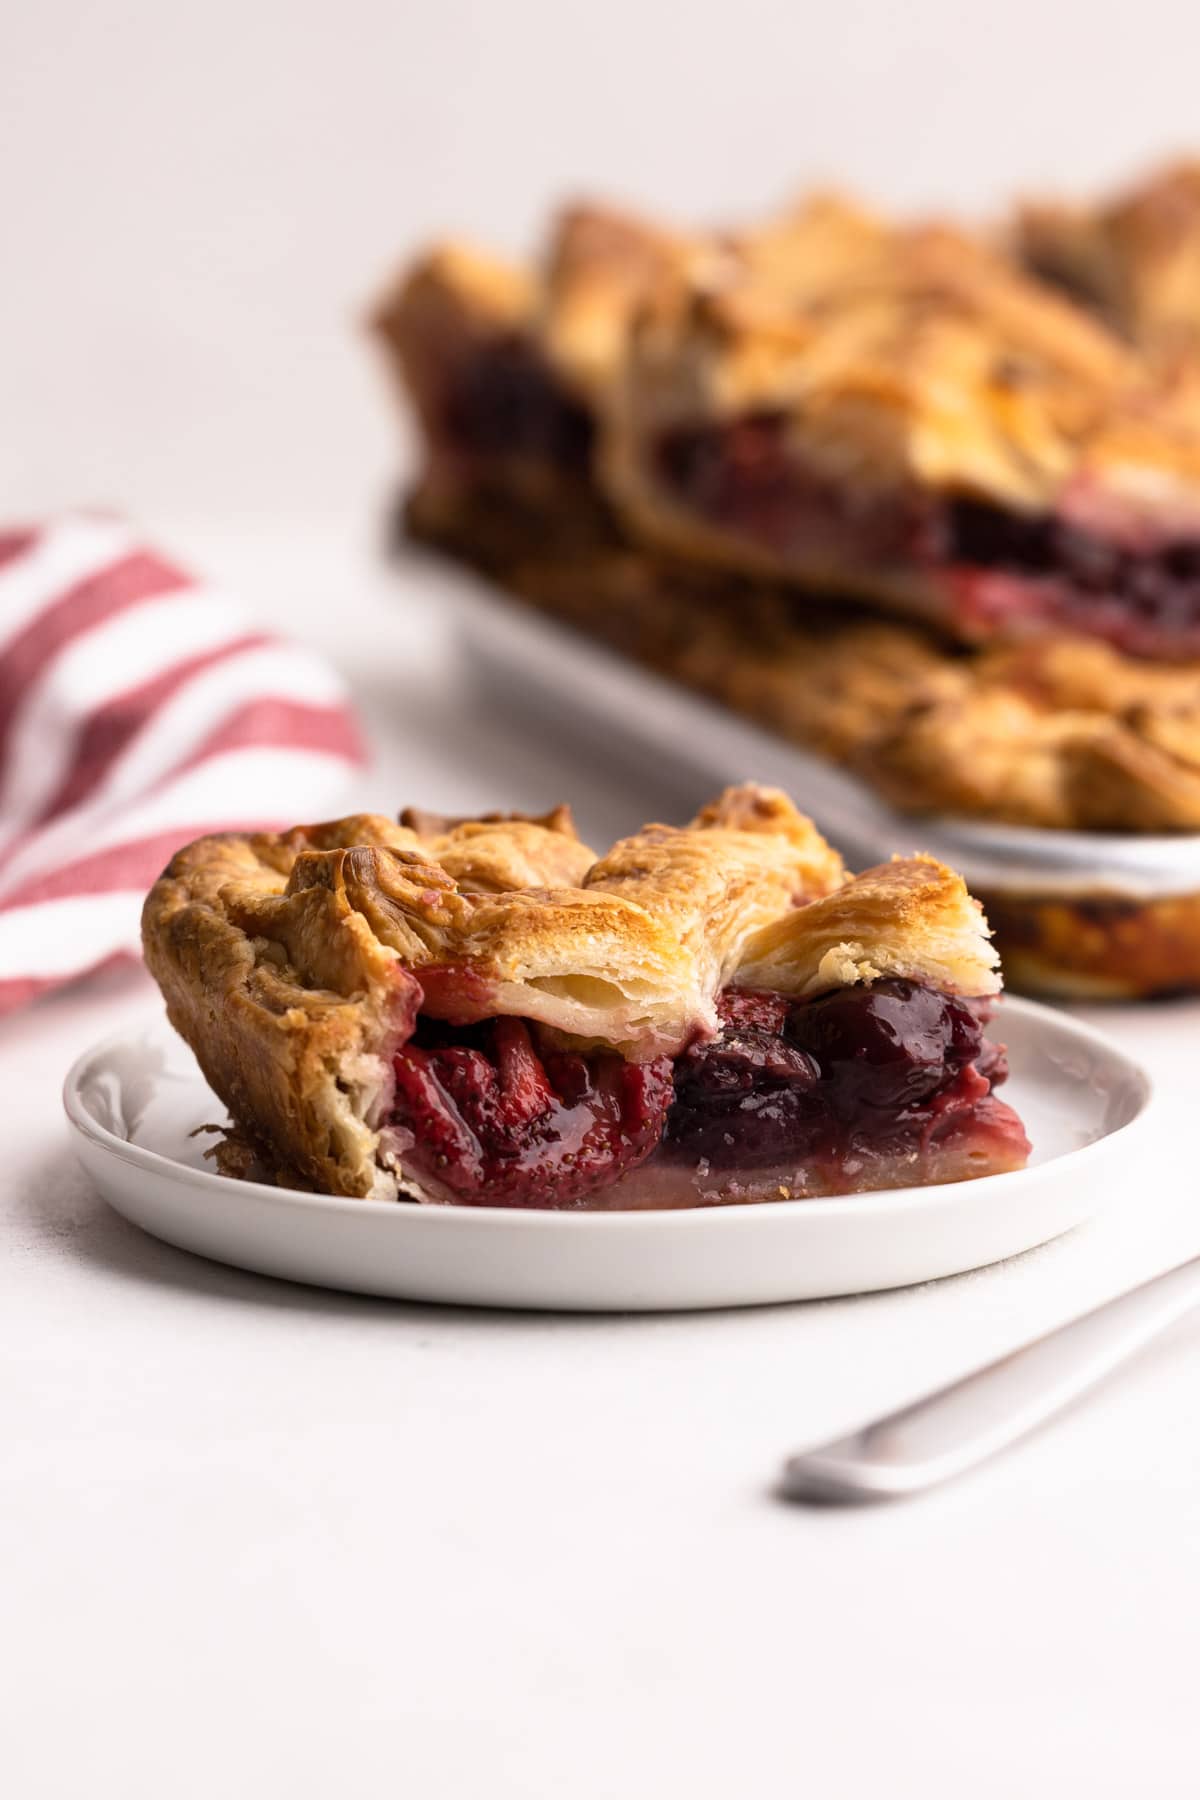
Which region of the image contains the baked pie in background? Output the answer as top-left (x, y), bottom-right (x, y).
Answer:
top-left (373, 166), bottom-right (1200, 1000)
top-left (141, 786), bottom-right (1029, 1207)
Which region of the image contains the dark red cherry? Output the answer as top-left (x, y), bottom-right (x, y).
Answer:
top-left (665, 988), bottom-right (825, 1167)
top-left (785, 979), bottom-right (984, 1115)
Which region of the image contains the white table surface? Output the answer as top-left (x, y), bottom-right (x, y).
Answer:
top-left (5, 525), bottom-right (1200, 1797)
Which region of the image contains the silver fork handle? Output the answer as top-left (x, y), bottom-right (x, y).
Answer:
top-left (782, 1254), bottom-right (1200, 1503)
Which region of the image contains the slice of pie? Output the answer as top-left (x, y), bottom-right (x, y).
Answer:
top-left (141, 785), bottom-right (1029, 1208)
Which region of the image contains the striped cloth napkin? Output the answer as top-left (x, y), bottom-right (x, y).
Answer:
top-left (0, 514), bottom-right (367, 1014)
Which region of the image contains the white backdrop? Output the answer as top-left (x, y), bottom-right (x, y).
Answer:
top-left (8, 14), bottom-right (1200, 1795)
top-left (4, 0), bottom-right (1200, 528)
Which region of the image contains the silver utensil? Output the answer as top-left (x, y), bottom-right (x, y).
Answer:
top-left (781, 1255), bottom-right (1200, 1503)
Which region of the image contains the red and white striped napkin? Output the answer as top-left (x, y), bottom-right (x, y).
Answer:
top-left (0, 515), bottom-right (367, 1014)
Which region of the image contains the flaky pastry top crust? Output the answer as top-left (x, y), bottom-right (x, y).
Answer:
top-left (737, 855), bottom-right (999, 998)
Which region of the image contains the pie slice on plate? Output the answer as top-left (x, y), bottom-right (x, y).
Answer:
top-left (141, 785), bottom-right (1030, 1208)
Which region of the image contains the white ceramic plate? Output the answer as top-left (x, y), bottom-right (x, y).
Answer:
top-left (63, 1001), bottom-right (1150, 1311)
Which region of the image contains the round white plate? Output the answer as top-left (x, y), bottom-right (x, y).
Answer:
top-left (64, 1000), bottom-right (1150, 1312)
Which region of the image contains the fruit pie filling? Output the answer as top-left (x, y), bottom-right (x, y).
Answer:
top-left (389, 981), bottom-right (1029, 1209)
top-left (654, 414), bottom-right (1200, 659)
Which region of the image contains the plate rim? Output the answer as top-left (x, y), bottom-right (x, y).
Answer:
top-left (62, 996), bottom-right (1153, 1234)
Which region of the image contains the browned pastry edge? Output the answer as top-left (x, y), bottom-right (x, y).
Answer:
top-left (142, 823), bottom-right (421, 1199)
top-left (982, 886), bottom-right (1200, 1000)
